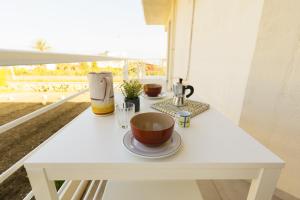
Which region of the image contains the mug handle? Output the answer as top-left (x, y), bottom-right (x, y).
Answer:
top-left (103, 77), bottom-right (111, 102)
top-left (185, 85), bottom-right (194, 98)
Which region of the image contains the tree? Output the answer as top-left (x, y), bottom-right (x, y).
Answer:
top-left (33, 39), bottom-right (51, 70)
top-left (91, 62), bottom-right (99, 72)
top-left (33, 39), bottom-right (51, 52)
top-left (79, 62), bottom-right (90, 75)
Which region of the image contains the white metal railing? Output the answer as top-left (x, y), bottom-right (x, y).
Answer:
top-left (22, 191), bottom-right (34, 200)
top-left (0, 49), bottom-right (125, 66)
top-left (0, 89), bottom-right (89, 184)
top-left (0, 49), bottom-right (167, 199)
top-left (0, 89), bottom-right (88, 135)
top-left (0, 50), bottom-right (121, 199)
top-left (0, 49), bottom-right (166, 66)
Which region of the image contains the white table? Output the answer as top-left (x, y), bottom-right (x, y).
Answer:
top-left (25, 94), bottom-right (284, 200)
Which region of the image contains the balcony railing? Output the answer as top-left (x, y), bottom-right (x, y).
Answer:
top-left (0, 49), bottom-right (166, 199)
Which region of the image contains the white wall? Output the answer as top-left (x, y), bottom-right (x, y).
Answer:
top-left (171, 0), bottom-right (300, 197)
top-left (172, 0), bottom-right (264, 123)
top-left (172, 0), bottom-right (193, 80)
top-left (240, 0), bottom-right (300, 198)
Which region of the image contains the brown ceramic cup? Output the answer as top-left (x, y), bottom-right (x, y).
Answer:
top-left (130, 112), bottom-right (175, 146)
top-left (143, 84), bottom-right (162, 97)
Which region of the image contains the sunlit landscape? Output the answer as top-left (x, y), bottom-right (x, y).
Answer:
top-left (0, 0), bottom-right (169, 197)
top-left (0, 36), bottom-right (167, 199)
top-left (1, 0), bottom-right (299, 199)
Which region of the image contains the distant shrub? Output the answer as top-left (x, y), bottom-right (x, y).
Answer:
top-left (31, 85), bottom-right (50, 92)
top-left (0, 69), bottom-right (10, 86)
top-left (12, 62), bottom-right (164, 77)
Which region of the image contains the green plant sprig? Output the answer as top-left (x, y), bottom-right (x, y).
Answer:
top-left (120, 80), bottom-right (143, 99)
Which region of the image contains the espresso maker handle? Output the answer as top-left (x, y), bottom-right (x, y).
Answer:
top-left (185, 85), bottom-right (194, 98)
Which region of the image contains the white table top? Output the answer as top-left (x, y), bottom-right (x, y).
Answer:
top-left (25, 94), bottom-right (284, 169)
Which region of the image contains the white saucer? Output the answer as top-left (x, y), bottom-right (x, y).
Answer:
top-left (123, 130), bottom-right (182, 159)
top-left (142, 92), bottom-right (167, 100)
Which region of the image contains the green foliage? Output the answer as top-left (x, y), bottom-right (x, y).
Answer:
top-left (30, 84), bottom-right (85, 92)
top-left (52, 84), bottom-right (69, 92)
top-left (12, 61), bottom-right (165, 77)
top-left (91, 61), bottom-right (98, 72)
top-left (128, 65), bottom-right (137, 78)
top-left (32, 85), bottom-right (50, 92)
top-left (55, 180), bottom-right (64, 190)
top-left (120, 80), bottom-right (143, 99)
top-left (13, 67), bottom-right (29, 75)
top-left (145, 64), bottom-right (165, 76)
top-left (32, 66), bottom-right (49, 75)
top-left (126, 62), bottom-right (165, 78)
top-left (14, 63), bottom-right (123, 76)
top-left (34, 39), bottom-right (51, 52)
top-left (0, 69), bottom-right (10, 86)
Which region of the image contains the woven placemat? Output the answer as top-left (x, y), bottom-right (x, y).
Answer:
top-left (151, 98), bottom-right (209, 118)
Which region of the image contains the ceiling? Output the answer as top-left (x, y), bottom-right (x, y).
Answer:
top-left (142, 0), bottom-right (172, 25)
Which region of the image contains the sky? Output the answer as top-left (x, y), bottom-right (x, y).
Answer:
top-left (0, 0), bottom-right (167, 59)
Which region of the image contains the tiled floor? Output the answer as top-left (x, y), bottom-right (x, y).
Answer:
top-left (197, 180), bottom-right (282, 200)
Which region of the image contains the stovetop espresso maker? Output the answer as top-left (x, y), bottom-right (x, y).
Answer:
top-left (172, 78), bottom-right (194, 106)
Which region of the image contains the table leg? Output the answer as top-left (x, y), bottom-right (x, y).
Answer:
top-left (26, 168), bottom-right (58, 200)
top-left (247, 168), bottom-right (281, 200)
